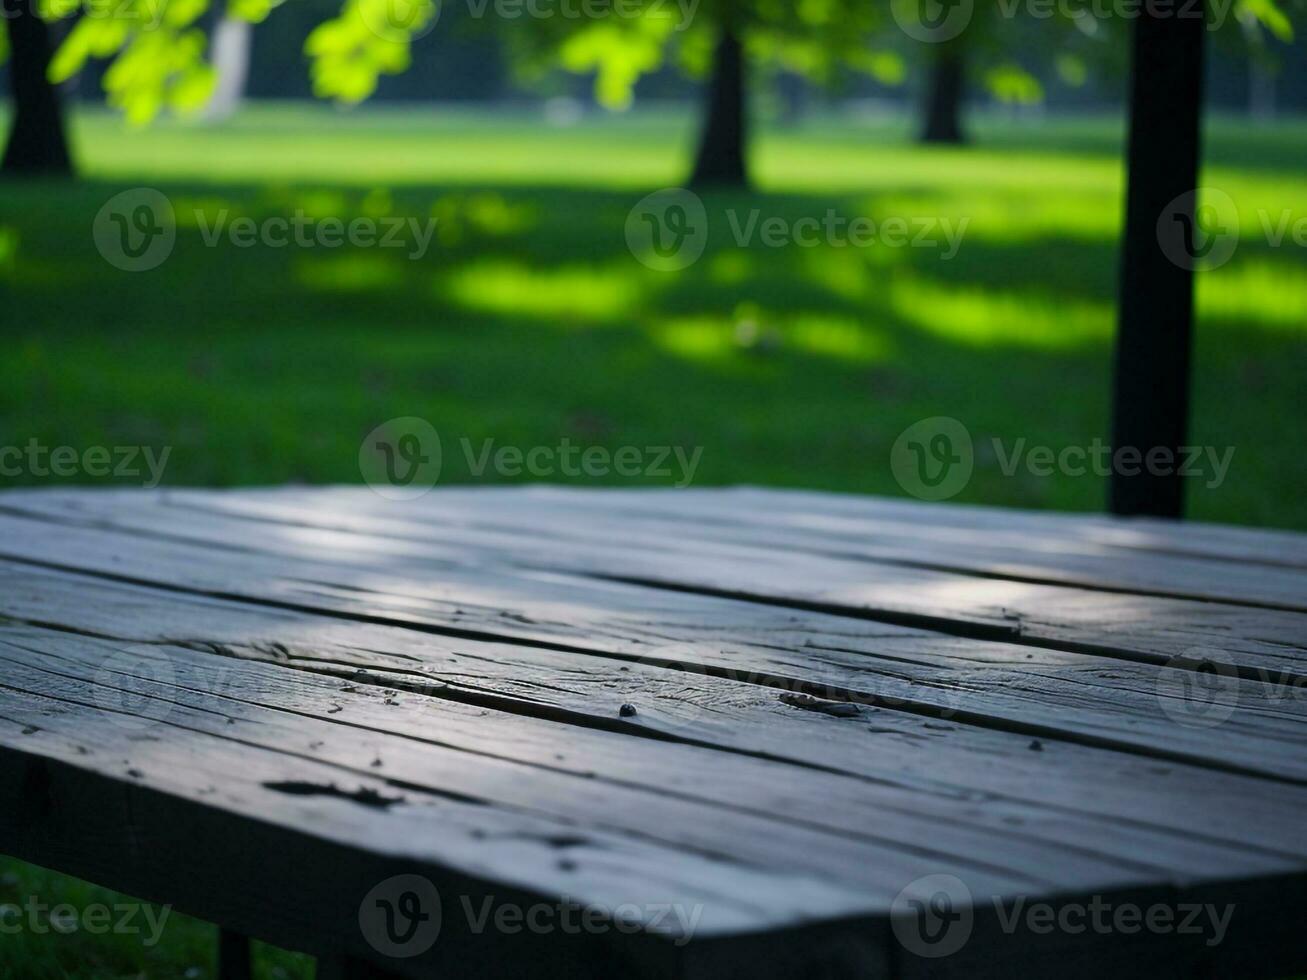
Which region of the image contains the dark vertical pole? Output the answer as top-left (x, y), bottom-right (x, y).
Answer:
top-left (689, 24), bottom-right (748, 188)
top-left (218, 928), bottom-right (252, 980)
top-left (1109, 1), bottom-right (1207, 517)
top-left (2, 0), bottom-right (74, 176)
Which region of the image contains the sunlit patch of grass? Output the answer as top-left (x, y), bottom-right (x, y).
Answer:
top-left (872, 189), bottom-right (1122, 245)
top-left (651, 315), bottom-right (745, 363)
top-left (439, 259), bottom-right (649, 323)
top-left (788, 314), bottom-right (893, 363)
top-left (888, 277), bottom-right (1113, 348)
top-left (1198, 258), bottom-right (1307, 331)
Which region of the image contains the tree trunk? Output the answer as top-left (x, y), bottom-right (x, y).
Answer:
top-left (1108, 2), bottom-right (1206, 518)
top-left (689, 27), bottom-right (748, 188)
top-left (919, 46), bottom-right (966, 145)
top-left (2, 0), bottom-right (74, 176)
top-left (204, 13), bottom-right (253, 122)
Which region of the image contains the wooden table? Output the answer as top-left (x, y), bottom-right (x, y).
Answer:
top-left (1, 486), bottom-right (1305, 978)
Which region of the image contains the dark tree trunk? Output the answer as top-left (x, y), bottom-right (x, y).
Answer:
top-left (1108, 2), bottom-right (1206, 518)
top-left (689, 27), bottom-right (748, 188)
top-left (919, 46), bottom-right (966, 145)
top-left (2, 0), bottom-right (74, 176)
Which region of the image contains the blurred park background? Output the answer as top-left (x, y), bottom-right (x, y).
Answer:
top-left (2, 1), bottom-right (1307, 977)
top-left (3, 0), bottom-right (1307, 531)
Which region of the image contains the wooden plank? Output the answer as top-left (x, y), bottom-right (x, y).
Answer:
top-left (7, 492), bottom-right (1307, 680)
top-left (3, 623), bottom-right (1306, 978)
top-left (24, 487), bottom-right (1307, 679)
top-left (526, 486), bottom-right (1307, 567)
top-left (1, 509), bottom-right (1305, 784)
top-left (162, 486), bottom-right (1307, 609)
top-left (192, 488), bottom-right (1307, 662)
top-left (0, 649), bottom-right (886, 972)
top-left (4, 564), bottom-right (1307, 866)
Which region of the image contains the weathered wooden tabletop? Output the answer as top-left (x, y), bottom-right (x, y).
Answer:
top-left (1, 486), bottom-right (1305, 979)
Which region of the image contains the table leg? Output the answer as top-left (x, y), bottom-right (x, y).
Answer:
top-left (218, 928), bottom-right (252, 980)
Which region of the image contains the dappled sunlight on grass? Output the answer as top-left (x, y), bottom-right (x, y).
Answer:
top-left (888, 277), bottom-right (1113, 348)
top-left (651, 316), bottom-right (745, 364)
top-left (431, 191), bottom-right (539, 244)
top-left (1197, 258), bottom-right (1307, 331)
top-left (872, 190), bottom-right (1121, 245)
top-left (438, 259), bottom-right (649, 323)
top-left (651, 309), bottom-right (892, 367)
top-left (789, 314), bottom-right (894, 362)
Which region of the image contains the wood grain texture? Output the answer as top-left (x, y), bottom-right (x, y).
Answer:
top-left (0, 487), bottom-right (1304, 979)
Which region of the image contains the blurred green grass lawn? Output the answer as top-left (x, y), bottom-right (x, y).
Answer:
top-left (2, 104), bottom-right (1307, 979)
top-left (2, 104), bottom-right (1305, 527)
